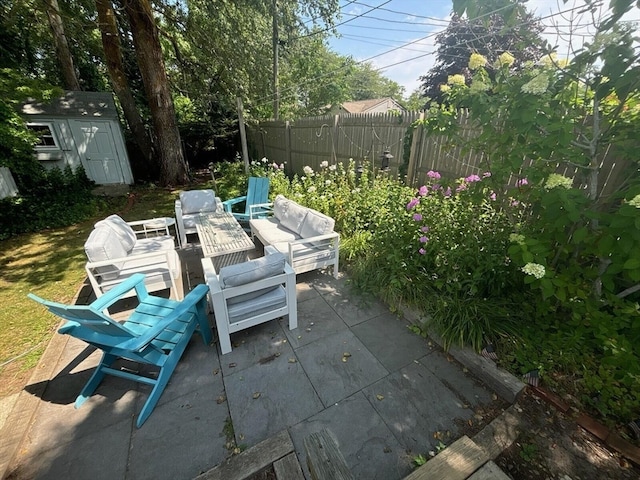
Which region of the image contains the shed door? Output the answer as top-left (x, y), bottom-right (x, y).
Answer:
top-left (69, 120), bottom-right (124, 184)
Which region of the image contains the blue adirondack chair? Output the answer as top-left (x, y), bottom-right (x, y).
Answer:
top-left (222, 176), bottom-right (270, 224)
top-left (28, 273), bottom-right (212, 428)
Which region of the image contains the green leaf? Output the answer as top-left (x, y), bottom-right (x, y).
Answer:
top-left (623, 258), bottom-right (640, 270)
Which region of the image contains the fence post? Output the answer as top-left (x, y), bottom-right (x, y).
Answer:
top-left (406, 111), bottom-right (425, 186)
top-left (237, 97), bottom-right (250, 174)
top-left (285, 120), bottom-right (292, 176)
top-left (332, 114), bottom-right (339, 164)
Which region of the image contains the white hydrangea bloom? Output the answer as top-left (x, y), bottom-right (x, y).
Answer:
top-left (497, 52), bottom-right (515, 67)
top-left (522, 263), bottom-right (545, 279)
top-left (329, 164), bottom-right (337, 171)
top-left (509, 233), bottom-right (526, 245)
top-left (303, 166), bottom-right (314, 175)
top-left (469, 53), bottom-right (487, 70)
top-left (307, 186), bottom-right (316, 193)
top-left (320, 161), bottom-right (329, 168)
top-left (447, 74), bottom-right (466, 86)
top-left (628, 194), bottom-right (640, 208)
top-left (544, 173), bottom-right (573, 190)
top-left (521, 74), bottom-right (549, 95)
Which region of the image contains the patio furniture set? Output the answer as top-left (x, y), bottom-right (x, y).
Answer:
top-left (29, 178), bottom-right (341, 427)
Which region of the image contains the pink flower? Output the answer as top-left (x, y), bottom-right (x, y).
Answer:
top-left (444, 187), bottom-right (452, 197)
top-left (511, 200), bottom-right (520, 207)
top-left (482, 172), bottom-right (492, 178)
top-left (406, 198), bottom-right (419, 210)
top-left (418, 185), bottom-right (428, 196)
top-left (427, 170), bottom-right (441, 180)
top-left (432, 184), bottom-right (441, 191)
top-left (516, 178), bottom-right (528, 187)
top-left (419, 236), bottom-right (429, 243)
top-left (456, 184), bottom-right (467, 192)
top-left (465, 174), bottom-right (481, 183)
top-left (413, 213), bottom-right (423, 221)
top-left (490, 191), bottom-right (497, 201)
top-left (419, 248), bottom-right (426, 255)
top-left (421, 225), bottom-right (430, 233)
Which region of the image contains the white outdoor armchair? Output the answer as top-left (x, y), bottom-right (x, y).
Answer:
top-left (84, 215), bottom-right (181, 300)
top-left (175, 189), bottom-right (223, 247)
top-left (201, 251), bottom-right (297, 354)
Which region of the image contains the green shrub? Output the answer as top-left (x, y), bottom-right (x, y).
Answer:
top-left (0, 165), bottom-right (100, 240)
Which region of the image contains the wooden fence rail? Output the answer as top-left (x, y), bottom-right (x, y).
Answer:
top-left (246, 111), bottom-right (631, 200)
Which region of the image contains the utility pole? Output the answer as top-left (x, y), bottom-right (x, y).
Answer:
top-left (272, 0), bottom-right (279, 120)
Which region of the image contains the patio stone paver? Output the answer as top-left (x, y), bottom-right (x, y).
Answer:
top-left (420, 350), bottom-right (495, 407)
top-left (294, 329), bottom-right (389, 407)
top-left (128, 386), bottom-right (229, 480)
top-left (219, 320), bottom-right (293, 376)
top-left (9, 417), bottom-right (132, 480)
top-left (3, 247), bottom-right (512, 480)
top-left (363, 360), bottom-right (475, 454)
top-left (289, 391), bottom-right (413, 480)
top-left (224, 351), bottom-right (324, 447)
top-left (281, 294), bottom-right (348, 349)
top-left (351, 311), bottom-right (435, 372)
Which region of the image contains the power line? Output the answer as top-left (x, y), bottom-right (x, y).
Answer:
top-left (253, 3), bottom-right (588, 108)
top-left (349, 1), bottom-right (450, 24)
top-left (297, 0), bottom-right (393, 39)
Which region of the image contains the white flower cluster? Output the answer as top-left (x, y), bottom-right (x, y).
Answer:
top-left (522, 262), bottom-right (545, 279)
top-left (303, 166), bottom-right (314, 175)
top-left (544, 173), bottom-right (573, 190)
top-left (496, 52), bottom-right (515, 68)
top-left (469, 53), bottom-right (487, 70)
top-left (447, 74), bottom-right (466, 86)
top-left (628, 194), bottom-right (640, 208)
top-left (521, 74), bottom-right (549, 95)
top-left (509, 233), bottom-right (526, 245)
top-left (320, 161), bottom-right (329, 168)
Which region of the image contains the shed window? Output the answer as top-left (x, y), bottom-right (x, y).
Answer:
top-left (27, 123), bottom-right (59, 148)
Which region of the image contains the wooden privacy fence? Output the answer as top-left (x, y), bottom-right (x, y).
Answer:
top-left (246, 111), bottom-right (631, 200)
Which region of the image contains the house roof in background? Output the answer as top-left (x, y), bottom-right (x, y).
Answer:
top-left (21, 91), bottom-right (119, 119)
top-left (339, 97), bottom-right (404, 113)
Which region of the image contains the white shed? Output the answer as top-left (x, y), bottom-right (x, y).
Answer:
top-left (21, 91), bottom-right (134, 185)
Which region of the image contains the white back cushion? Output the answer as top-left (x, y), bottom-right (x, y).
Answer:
top-left (180, 190), bottom-right (217, 215)
top-left (273, 195), bottom-right (308, 234)
top-left (94, 214), bottom-right (136, 253)
top-left (300, 209), bottom-right (335, 239)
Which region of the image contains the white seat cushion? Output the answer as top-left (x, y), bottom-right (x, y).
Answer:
top-left (227, 285), bottom-right (287, 323)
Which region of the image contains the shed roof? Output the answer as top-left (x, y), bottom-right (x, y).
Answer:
top-left (21, 91), bottom-right (119, 119)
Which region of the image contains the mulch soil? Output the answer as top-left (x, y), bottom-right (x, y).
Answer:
top-left (494, 389), bottom-right (640, 480)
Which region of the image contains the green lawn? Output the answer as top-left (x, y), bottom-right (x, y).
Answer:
top-left (0, 184), bottom-right (185, 397)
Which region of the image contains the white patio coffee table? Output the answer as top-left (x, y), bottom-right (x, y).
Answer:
top-left (195, 212), bottom-right (255, 271)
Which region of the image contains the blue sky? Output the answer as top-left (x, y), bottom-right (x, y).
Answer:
top-left (323, 0), bottom-right (640, 97)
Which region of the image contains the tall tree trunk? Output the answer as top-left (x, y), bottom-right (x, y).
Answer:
top-left (42, 0), bottom-right (80, 90)
top-left (124, 0), bottom-right (188, 186)
top-left (96, 0), bottom-right (155, 173)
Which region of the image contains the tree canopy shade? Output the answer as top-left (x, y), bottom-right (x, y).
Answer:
top-left (2, 0), bottom-right (410, 184)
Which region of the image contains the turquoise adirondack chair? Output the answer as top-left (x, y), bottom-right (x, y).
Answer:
top-left (28, 273), bottom-right (212, 428)
top-left (222, 176), bottom-right (270, 224)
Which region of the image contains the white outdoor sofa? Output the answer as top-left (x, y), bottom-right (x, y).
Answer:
top-left (249, 195), bottom-right (339, 277)
top-left (84, 214), bottom-right (182, 300)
